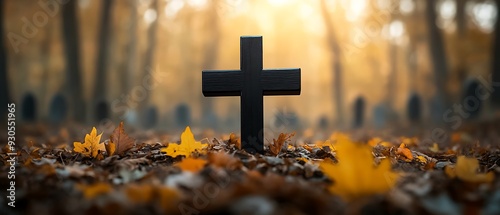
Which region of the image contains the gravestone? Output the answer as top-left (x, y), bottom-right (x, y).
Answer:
top-left (373, 103), bottom-right (389, 128)
top-left (318, 116), bottom-right (329, 130)
top-left (407, 93), bottom-right (422, 123)
top-left (143, 106), bottom-right (158, 129)
top-left (21, 93), bottom-right (37, 121)
top-left (462, 79), bottom-right (482, 119)
top-left (429, 95), bottom-right (445, 124)
top-left (273, 109), bottom-right (300, 130)
top-left (175, 104), bottom-right (191, 128)
top-left (202, 36), bottom-right (301, 153)
top-left (352, 96), bottom-right (365, 128)
top-left (95, 101), bottom-right (109, 121)
top-left (49, 94), bottom-right (67, 124)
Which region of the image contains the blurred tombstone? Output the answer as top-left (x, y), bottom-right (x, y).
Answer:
top-left (124, 109), bottom-right (138, 125)
top-left (175, 104), bottom-right (191, 128)
top-left (273, 109), bottom-right (300, 130)
top-left (352, 96), bottom-right (365, 128)
top-left (407, 93), bottom-right (422, 123)
top-left (462, 79), bottom-right (482, 119)
top-left (94, 101), bottom-right (109, 122)
top-left (373, 103), bottom-right (389, 128)
top-left (142, 106), bottom-right (158, 129)
top-left (318, 116), bottom-right (329, 130)
top-left (21, 93), bottom-right (37, 121)
top-left (429, 95), bottom-right (445, 124)
top-left (48, 94), bottom-right (67, 124)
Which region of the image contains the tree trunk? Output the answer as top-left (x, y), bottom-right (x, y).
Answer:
top-left (492, 0), bottom-right (500, 107)
top-left (93, 0), bottom-right (114, 103)
top-left (425, 0), bottom-right (449, 115)
top-left (456, 0), bottom-right (466, 37)
top-left (320, 0), bottom-right (344, 125)
top-left (0, 0), bottom-right (9, 117)
top-left (139, 0), bottom-right (159, 109)
top-left (122, 0), bottom-right (137, 94)
top-left (61, 0), bottom-right (85, 122)
top-left (200, 0), bottom-right (220, 123)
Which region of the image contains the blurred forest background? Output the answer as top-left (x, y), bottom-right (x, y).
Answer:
top-left (1, 0), bottom-right (500, 135)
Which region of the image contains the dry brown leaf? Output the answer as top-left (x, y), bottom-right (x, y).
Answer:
top-left (107, 122), bottom-right (135, 156)
top-left (207, 151), bottom-right (241, 169)
top-left (269, 133), bottom-right (295, 156)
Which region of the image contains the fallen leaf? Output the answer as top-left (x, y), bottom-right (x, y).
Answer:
top-left (124, 183), bottom-right (154, 204)
top-left (319, 135), bottom-right (399, 201)
top-left (208, 151), bottom-right (241, 170)
top-left (228, 133), bottom-right (241, 149)
top-left (396, 143), bottom-right (413, 161)
top-left (77, 182), bottom-right (113, 199)
top-left (269, 133), bottom-right (295, 156)
top-left (429, 143), bottom-right (439, 153)
top-left (73, 127), bottom-right (106, 158)
top-left (445, 156), bottom-right (494, 183)
top-left (176, 157), bottom-right (207, 172)
top-left (108, 122), bottom-right (135, 156)
top-left (161, 126), bottom-right (207, 158)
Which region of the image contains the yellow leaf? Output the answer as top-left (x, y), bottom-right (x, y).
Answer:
top-left (429, 143), bottom-right (439, 153)
top-left (161, 126), bottom-right (207, 158)
top-left (416, 155), bottom-right (427, 163)
top-left (319, 136), bottom-right (399, 201)
top-left (105, 141), bottom-right (116, 156)
top-left (445, 156), bottom-right (494, 183)
top-left (73, 127), bottom-right (106, 158)
top-left (176, 157), bottom-right (207, 172)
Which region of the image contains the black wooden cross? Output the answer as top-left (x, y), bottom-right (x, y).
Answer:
top-left (202, 36), bottom-right (301, 153)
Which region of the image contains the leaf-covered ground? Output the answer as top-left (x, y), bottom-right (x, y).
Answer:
top-left (1, 122), bottom-right (500, 215)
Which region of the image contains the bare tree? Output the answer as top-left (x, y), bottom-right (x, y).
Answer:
top-left (425, 0), bottom-right (449, 115)
top-left (61, 0), bottom-right (85, 122)
top-left (0, 0), bottom-right (9, 117)
top-left (492, 0), bottom-right (500, 106)
top-left (139, 0), bottom-right (159, 109)
top-left (93, 0), bottom-right (114, 120)
top-left (200, 0), bottom-right (221, 125)
top-left (320, 0), bottom-right (344, 125)
top-left (122, 0), bottom-right (138, 94)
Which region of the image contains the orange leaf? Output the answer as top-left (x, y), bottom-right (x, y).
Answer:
top-left (270, 133), bottom-right (295, 156)
top-left (77, 182), bottom-right (113, 199)
top-left (108, 122), bottom-right (135, 156)
top-left (228, 133), bottom-right (241, 149)
top-left (176, 157), bottom-right (207, 172)
top-left (396, 143), bottom-right (413, 161)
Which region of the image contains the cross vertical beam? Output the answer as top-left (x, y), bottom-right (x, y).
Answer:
top-left (202, 36), bottom-right (301, 154)
top-left (240, 37), bottom-right (263, 153)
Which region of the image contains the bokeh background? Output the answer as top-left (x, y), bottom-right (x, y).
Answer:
top-left (1, 0), bottom-right (499, 135)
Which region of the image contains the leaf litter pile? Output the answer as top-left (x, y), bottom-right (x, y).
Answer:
top-left (1, 122), bottom-right (500, 215)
